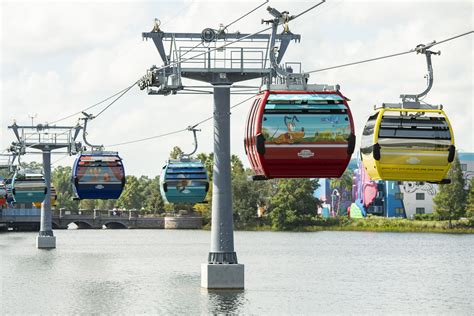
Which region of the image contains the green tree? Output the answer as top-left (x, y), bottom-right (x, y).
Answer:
top-left (329, 168), bottom-right (353, 215)
top-left (194, 184), bottom-right (212, 224)
top-left (170, 146), bottom-right (184, 159)
top-left (231, 154), bottom-right (245, 176)
top-left (433, 156), bottom-right (467, 227)
top-left (79, 199), bottom-right (97, 210)
top-left (144, 175), bottom-right (164, 214)
top-left (0, 168), bottom-right (11, 179)
top-left (20, 161), bottom-right (43, 170)
top-left (193, 152), bottom-right (213, 223)
top-left (269, 179), bottom-right (319, 230)
top-left (52, 166), bottom-right (79, 211)
top-left (231, 156), bottom-right (273, 227)
top-left (233, 175), bottom-right (261, 227)
top-left (231, 156), bottom-right (254, 226)
top-left (330, 168), bottom-right (353, 193)
top-left (116, 176), bottom-right (143, 210)
top-left (136, 175), bottom-right (151, 214)
top-left (1, 157), bottom-right (24, 180)
top-left (166, 202), bottom-right (195, 214)
top-left (96, 199), bottom-right (116, 210)
top-left (197, 152), bottom-right (214, 181)
top-left (466, 177), bottom-right (474, 218)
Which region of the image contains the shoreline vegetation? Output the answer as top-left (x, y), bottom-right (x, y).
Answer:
top-left (229, 217), bottom-right (474, 234)
top-left (4, 152), bottom-right (472, 234)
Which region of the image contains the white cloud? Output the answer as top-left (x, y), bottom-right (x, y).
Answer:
top-left (1, 0), bottom-right (473, 176)
top-left (1, 1), bottom-right (148, 62)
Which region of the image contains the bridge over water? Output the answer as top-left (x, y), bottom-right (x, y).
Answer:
top-left (0, 209), bottom-right (202, 231)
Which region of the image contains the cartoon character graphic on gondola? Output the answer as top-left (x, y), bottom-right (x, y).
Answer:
top-left (274, 115), bottom-right (305, 144)
top-left (176, 174), bottom-right (191, 194)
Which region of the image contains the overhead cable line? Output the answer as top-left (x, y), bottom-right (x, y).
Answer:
top-left (47, 80), bottom-right (136, 145)
top-left (305, 30), bottom-right (473, 74)
top-left (158, 2), bottom-right (273, 63)
top-left (94, 2), bottom-right (327, 148)
top-left (105, 94), bottom-right (257, 147)
top-left (293, 0), bottom-right (327, 19)
top-left (106, 128), bottom-right (188, 147)
top-left (49, 83), bottom-right (136, 125)
top-left (176, 1), bottom-right (267, 60)
top-left (41, 1), bottom-right (325, 149)
top-left (71, 2), bottom-right (279, 123)
top-left (143, 1), bottom-right (326, 83)
top-left (179, 40), bottom-right (207, 59)
top-left (223, 0), bottom-right (269, 31)
top-left (189, 94), bottom-right (257, 129)
top-left (158, 27), bottom-right (272, 72)
top-left (111, 29), bottom-right (472, 149)
top-left (48, 1), bottom-right (277, 125)
top-left (93, 81), bottom-right (137, 118)
top-left (177, 0), bottom-right (272, 61)
top-left (432, 30), bottom-right (473, 45)
top-left (51, 154), bottom-right (70, 166)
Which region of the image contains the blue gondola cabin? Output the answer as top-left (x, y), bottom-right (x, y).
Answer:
top-left (160, 159), bottom-right (209, 204)
top-left (12, 169), bottom-right (47, 204)
top-left (72, 153), bottom-right (125, 199)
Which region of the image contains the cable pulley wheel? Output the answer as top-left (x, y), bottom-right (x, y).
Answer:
top-left (201, 28), bottom-right (216, 42)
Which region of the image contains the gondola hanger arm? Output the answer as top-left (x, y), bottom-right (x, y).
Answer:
top-left (263, 2), bottom-right (325, 86)
top-left (180, 126), bottom-right (201, 159)
top-left (400, 40), bottom-right (442, 104)
top-left (79, 112), bottom-right (104, 152)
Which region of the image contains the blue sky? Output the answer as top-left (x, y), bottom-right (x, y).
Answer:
top-left (1, 0), bottom-right (472, 176)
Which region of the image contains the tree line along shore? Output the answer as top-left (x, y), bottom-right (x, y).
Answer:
top-left (3, 147), bottom-right (473, 234)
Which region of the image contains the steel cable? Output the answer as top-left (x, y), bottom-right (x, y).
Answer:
top-left (305, 30), bottom-right (473, 74)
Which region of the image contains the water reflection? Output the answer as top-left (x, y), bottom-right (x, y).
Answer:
top-left (206, 289), bottom-right (246, 315)
top-left (1, 230), bottom-right (472, 314)
top-left (71, 280), bottom-right (127, 314)
top-left (18, 248), bottom-right (58, 273)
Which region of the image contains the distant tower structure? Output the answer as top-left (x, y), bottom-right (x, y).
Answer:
top-left (8, 123), bottom-right (82, 248)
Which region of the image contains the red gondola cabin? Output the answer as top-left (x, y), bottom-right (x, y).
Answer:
top-left (244, 90), bottom-right (355, 179)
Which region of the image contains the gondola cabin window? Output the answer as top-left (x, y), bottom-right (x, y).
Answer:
top-left (361, 113), bottom-right (379, 155)
top-left (77, 159), bottom-right (124, 184)
top-left (378, 111), bottom-right (452, 153)
top-left (262, 94), bottom-right (351, 148)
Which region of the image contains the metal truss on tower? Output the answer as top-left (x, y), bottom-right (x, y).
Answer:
top-left (138, 7), bottom-right (302, 95)
top-left (8, 123), bottom-right (83, 248)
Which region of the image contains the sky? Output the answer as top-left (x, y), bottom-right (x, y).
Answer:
top-left (1, 0), bottom-right (473, 177)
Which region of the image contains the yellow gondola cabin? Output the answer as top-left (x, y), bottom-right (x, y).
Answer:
top-left (361, 105), bottom-right (455, 183)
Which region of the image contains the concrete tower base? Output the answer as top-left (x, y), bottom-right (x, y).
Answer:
top-left (201, 263), bottom-right (244, 289)
top-left (36, 235), bottom-right (56, 249)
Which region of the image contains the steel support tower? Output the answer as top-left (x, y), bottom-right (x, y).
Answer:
top-left (8, 123), bottom-right (81, 248)
top-left (139, 7), bottom-right (302, 289)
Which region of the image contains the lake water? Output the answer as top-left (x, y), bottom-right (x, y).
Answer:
top-left (1, 230), bottom-right (472, 315)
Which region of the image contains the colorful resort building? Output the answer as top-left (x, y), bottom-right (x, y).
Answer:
top-left (315, 152), bottom-right (474, 218)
